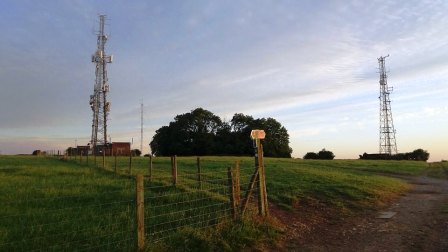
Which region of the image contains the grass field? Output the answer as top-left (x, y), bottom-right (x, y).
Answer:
top-left (427, 161), bottom-right (448, 179)
top-left (0, 156), bottom-right (136, 251)
top-left (0, 155), bottom-right (431, 251)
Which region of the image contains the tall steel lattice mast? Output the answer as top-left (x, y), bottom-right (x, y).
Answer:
top-left (378, 55), bottom-right (397, 155)
top-left (140, 101), bottom-right (143, 153)
top-left (90, 15), bottom-right (113, 151)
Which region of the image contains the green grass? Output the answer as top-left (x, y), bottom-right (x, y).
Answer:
top-left (290, 159), bottom-right (428, 176)
top-left (0, 155), bottom-right (430, 251)
top-left (0, 156), bottom-right (136, 251)
top-left (262, 158), bottom-right (415, 212)
top-left (426, 161), bottom-right (448, 179)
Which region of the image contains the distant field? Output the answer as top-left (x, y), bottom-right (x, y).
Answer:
top-left (0, 155), bottom-right (430, 251)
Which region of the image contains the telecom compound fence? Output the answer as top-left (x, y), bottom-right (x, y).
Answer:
top-left (0, 155), bottom-right (268, 251)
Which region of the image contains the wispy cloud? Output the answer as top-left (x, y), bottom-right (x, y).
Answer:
top-left (0, 0), bottom-right (447, 160)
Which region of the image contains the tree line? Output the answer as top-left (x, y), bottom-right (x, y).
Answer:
top-left (359, 149), bottom-right (430, 161)
top-left (302, 148), bottom-right (430, 161)
top-left (150, 108), bottom-right (292, 157)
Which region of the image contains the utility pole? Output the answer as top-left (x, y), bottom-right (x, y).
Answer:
top-left (378, 55), bottom-right (397, 155)
top-left (90, 15), bottom-right (113, 155)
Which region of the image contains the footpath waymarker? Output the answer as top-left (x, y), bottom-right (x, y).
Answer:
top-left (241, 130), bottom-right (269, 216)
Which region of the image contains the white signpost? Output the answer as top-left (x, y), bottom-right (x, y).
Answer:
top-left (250, 130), bottom-right (266, 140)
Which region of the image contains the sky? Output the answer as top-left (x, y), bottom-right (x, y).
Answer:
top-left (0, 0), bottom-right (447, 161)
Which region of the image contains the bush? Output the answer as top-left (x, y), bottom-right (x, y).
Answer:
top-left (303, 152), bottom-right (319, 159)
top-left (132, 149), bottom-right (142, 157)
top-left (410, 149), bottom-right (429, 161)
top-left (318, 149), bottom-right (335, 160)
top-left (303, 149), bottom-right (335, 160)
top-left (32, 150), bottom-right (42, 156)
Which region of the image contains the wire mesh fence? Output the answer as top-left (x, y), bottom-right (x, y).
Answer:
top-left (142, 164), bottom-right (259, 244)
top-left (0, 161), bottom-right (136, 251)
top-left (0, 155), bottom-right (265, 251)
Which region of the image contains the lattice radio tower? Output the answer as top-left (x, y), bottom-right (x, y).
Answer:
top-left (90, 15), bottom-right (113, 151)
top-left (140, 101), bottom-right (143, 153)
top-left (378, 55), bottom-right (397, 155)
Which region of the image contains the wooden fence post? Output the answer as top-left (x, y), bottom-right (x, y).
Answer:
top-left (149, 155), bottom-right (153, 182)
top-left (94, 146), bottom-right (97, 168)
top-left (197, 157), bottom-right (202, 190)
top-left (136, 174), bottom-right (145, 250)
top-left (86, 150), bottom-right (89, 166)
top-left (227, 166), bottom-right (237, 220)
top-left (102, 147), bottom-right (106, 169)
top-left (234, 161), bottom-right (241, 209)
top-left (129, 151), bottom-right (132, 175)
top-left (257, 142), bottom-right (268, 216)
top-left (114, 153), bottom-right (117, 173)
top-left (171, 155), bottom-right (178, 186)
top-left (241, 139), bottom-right (269, 216)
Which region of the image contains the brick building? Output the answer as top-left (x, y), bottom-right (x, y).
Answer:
top-left (111, 142), bottom-right (131, 156)
top-left (70, 142), bottom-right (131, 156)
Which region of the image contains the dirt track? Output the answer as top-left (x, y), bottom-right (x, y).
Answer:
top-left (274, 175), bottom-right (448, 252)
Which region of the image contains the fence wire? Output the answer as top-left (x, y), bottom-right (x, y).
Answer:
top-left (0, 155), bottom-right (262, 251)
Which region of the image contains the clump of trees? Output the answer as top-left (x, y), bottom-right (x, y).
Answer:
top-left (359, 148), bottom-right (430, 161)
top-left (303, 149), bottom-right (335, 160)
top-left (32, 150), bottom-right (46, 156)
top-left (150, 108), bottom-right (292, 157)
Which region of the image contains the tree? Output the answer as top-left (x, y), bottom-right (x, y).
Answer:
top-left (227, 114), bottom-right (292, 157)
top-left (150, 108), bottom-right (293, 157)
top-left (228, 113), bottom-right (255, 155)
top-left (410, 149), bottom-right (429, 161)
top-left (318, 149), bottom-right (335, 160)
top-left (303, 152), bottom-right (319, 159)
top-left (260, 118), bottom-right (292, 157)
top-left (303, 149), bottom-right (335, 160)
top-left (150, 108), bottom-right (225, 156)
top-left (359, 149), bottom-right (430, 161)
top-left (132, 149), bottom-right (142, 157)
top-left (150, 126), bottom-right (171, 156)
top-left (32, 150), bottom-right (42, 156)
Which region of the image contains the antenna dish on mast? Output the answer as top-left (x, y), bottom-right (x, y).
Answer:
top-left (89, 14), bottom-right (113, 154)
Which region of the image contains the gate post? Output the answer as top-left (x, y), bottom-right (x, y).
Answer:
top-left (251, 130), bottom-right (268, 216)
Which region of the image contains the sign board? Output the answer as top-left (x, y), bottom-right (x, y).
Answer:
top-left (250, 130), bottom-right (266, 140)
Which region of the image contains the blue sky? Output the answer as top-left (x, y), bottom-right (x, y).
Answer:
top-left (0, 0), bottom-right (447, 161)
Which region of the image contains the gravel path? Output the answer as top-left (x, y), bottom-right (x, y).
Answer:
top-left (274, 175), bottom-right (448, 251)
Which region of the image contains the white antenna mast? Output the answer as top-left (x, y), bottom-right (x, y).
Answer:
top-left (140, 100), bottom-right (143, 154)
